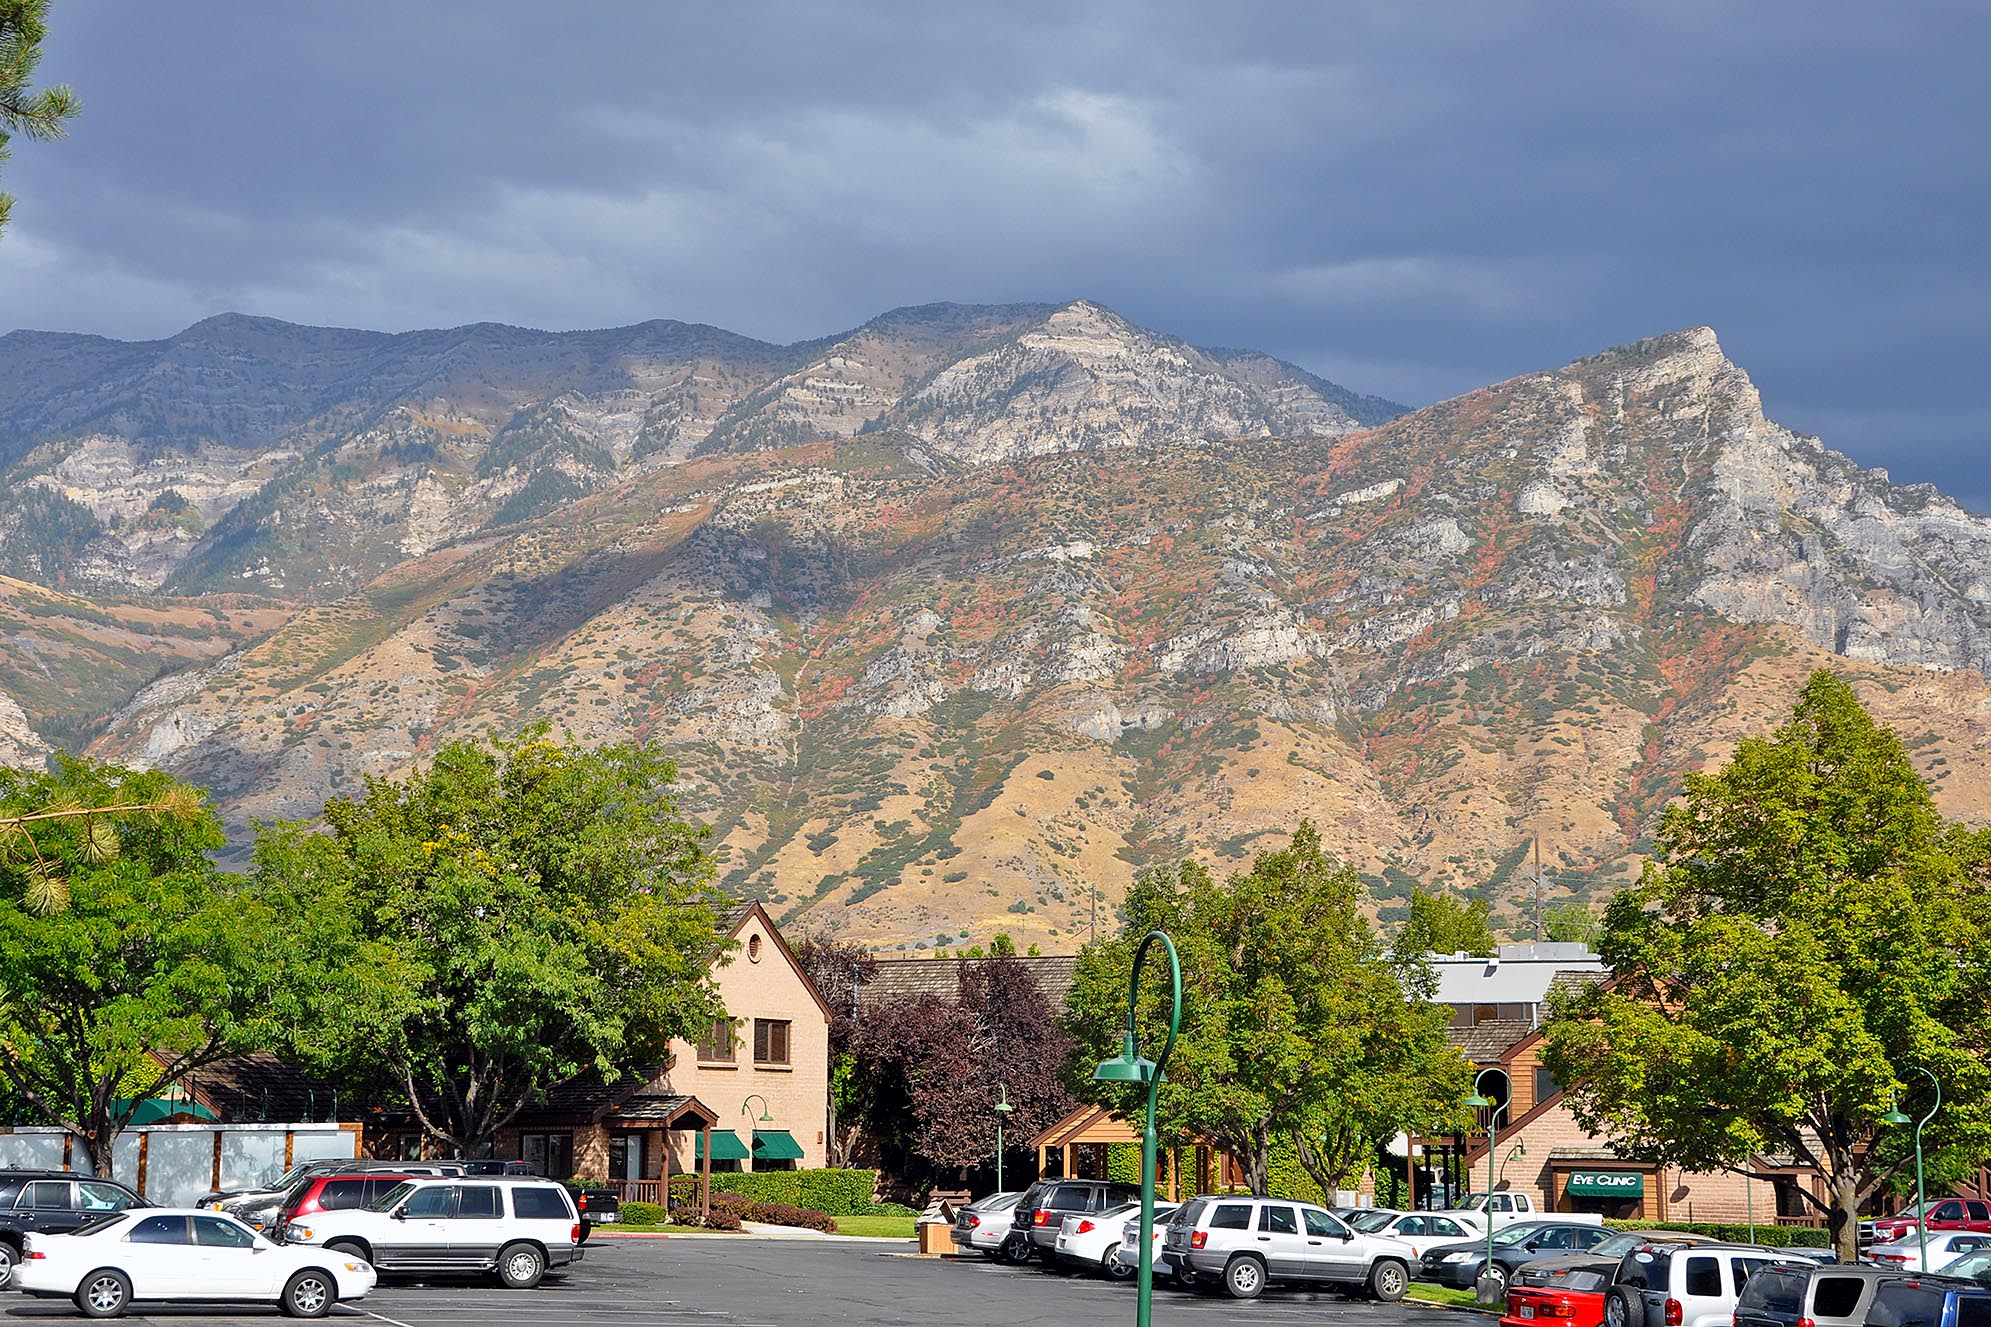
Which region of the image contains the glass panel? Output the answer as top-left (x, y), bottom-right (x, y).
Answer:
top-left (1210, 1204), bottom-right (1252, 1230)
top-left (77, 1182), bottom-right (132, 1212)
top-left (193, 1216), bottom-right (256, 1248)
top-left (1259, 1206), bottom-right (1297, 1234)
top-left (1956, 1299), bottom-right (1991, 1327)
top-left (400, 1185), bottom-right (456, 1217)
top-left (513, 1187), bottom-right (571, 1220)
top-left (1304, 1209), bottom-right (1336, 1237)
top-left (1812, 1277), bottom-right (1864, 1318)
top-left (1684, 1257), bottom-right (1721, 1297)
top-left (23, 1181), bottom-right (72, 1209)
top-left (127, 1215), bottom-right (191, 1244)
top-left (455, 1186), bottom-right (501, 1219)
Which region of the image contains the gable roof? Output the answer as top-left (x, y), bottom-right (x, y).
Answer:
top-left (717, 899), bottom-right (834, 1023)
top-left (168, 1052), bottom-right (349, 1123)
top-left (856, 954), bottom-right (1079, 1011)
top-left (1446, 1018), bottom-right (1537, 1063)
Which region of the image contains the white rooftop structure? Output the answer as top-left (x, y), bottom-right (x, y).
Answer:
top-left (1428, 942), bottom-right (1604, 1009)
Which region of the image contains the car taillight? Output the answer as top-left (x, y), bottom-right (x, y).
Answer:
top-left (571, 1223), bottom-right (581, 1242)
top-left (967, 1215), bottom-right (981, 1229)
top-left (1077, 1220), bottom-right (1095, 1235)
top-left (1798, 1317), bottom-right (1817, 1327)
top-left (1665, 1299), bottom-right (1683, 1326)
top-left (1190, 1231), bottom-right (1208, 1249)
top-left (1543, 1305), bottom-right (1575, 1318)
top-left (1876, 1253), bottom-right (1911, 1264)
top-left (24, 1250), bottom-right (45, 1260)
top-left (1034, 1211), bottom-right (1049, 1226)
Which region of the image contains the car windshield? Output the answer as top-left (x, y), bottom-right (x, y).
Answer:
top-left (1939, 1251), bottom-right (1991, 1287)
top-left (1494, 1224), bottom-right (1548, 1246)
top-left (369, 1181), bottom-right (418, 1212)
top-left (1562, 1270), bottom-right (1610, 1293)
top-left (1352, 1211), bottom-right (1400, 1232)
top-left (1591, 1234), bottom-right (1656, 1257)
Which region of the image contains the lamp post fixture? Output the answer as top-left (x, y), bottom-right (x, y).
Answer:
top-left (1464, 1067), bottom-right (1512, 1306)
top-left (1498, 1142), bottom-right (1527, 1185)
top-left (1093, 930), bottom-right (1181, 1327)
top-left (1882, 1066), bottom-right (1941, 1274)
top-left (994, 1083), bottom-right (1015, 1193)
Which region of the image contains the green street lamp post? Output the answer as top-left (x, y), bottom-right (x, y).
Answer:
top-left (1464, 1067), bottom-right (1513, 1306)
top-left (994, 1083), bottom-right (1014, 1193)
top-left (1093, 930), bottom-right (1182, 1327)
top-left (1882, 1066), bottom-right (1942, 1273)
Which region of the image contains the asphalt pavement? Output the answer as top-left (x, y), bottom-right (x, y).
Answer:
top-left (1, 1234), bottom-right (1471, 1326)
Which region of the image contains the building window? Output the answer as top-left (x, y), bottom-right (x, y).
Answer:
top-left (1472, 1004), bottom-right (1499, 1025)
top-left (387, 1131), bottom-right (423, 1160)
top-left (521, 1132), bottom-right (574, 1179)
top-left (1534, 1066), bottom-right (1560, 1103)
top-left (754, 1018), bottom-right (792, 1065)
top-left (697, 1017), bottom-right (736, 1064)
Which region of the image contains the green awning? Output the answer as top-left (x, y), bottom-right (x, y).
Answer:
top-left (1566, 1170), bottom-right (1644, 1197)
top-left (115, 1098), bottom-right (220, 1126)
top-left (694, 1130), bottom-right (750, 1161)
top-left (752, 1129), bottom-right (805, 1161)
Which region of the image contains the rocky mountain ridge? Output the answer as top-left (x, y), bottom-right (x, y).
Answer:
top-left (2, 317), bottom-right (1988, 951)
top-left (0, 300), bottom-right (1402, 597)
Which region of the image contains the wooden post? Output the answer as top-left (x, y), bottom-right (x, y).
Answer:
top-left (136, 1132), bottom-right (151, 1197)
top-left (1408, 1139), bottom-right (1417, 1211)
top-left (699, 1126), bottom-right (711, 1220)
top-left (212, 1131), bottom-right (224, 1191)
top-left (283, 1132), bottom-right (295, 1170)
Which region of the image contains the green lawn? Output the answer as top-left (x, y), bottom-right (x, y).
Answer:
top-left (1409, 1282), bottom-right (1489, 1308)
top-left (834, 1214), bottom-right (918, 1239)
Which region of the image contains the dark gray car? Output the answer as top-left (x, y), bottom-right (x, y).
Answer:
top-left (1013, 1179), bottom-right (1141, 1258)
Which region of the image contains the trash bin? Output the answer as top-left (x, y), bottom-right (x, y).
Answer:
top-left (917, 1219), bottom-right (952, 1254)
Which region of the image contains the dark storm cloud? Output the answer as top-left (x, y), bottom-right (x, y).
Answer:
top-left (2, 1), bottom-right (1987, 509)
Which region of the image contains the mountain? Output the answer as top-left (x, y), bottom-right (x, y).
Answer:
top-left (2, 311), bottom-right (1988, 953)
top-left (0, 301), bottom-right (1400, 598)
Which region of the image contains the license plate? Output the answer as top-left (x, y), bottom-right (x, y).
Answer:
top-left (1520, 1308), bottom-right (1536, 1319)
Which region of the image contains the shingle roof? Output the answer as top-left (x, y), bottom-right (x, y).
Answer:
top-left (180, 1052), bottom-right (349, 1123)
top-left (856, 954), bottom-right (1079, 1010)
top-left (532, 1063), bottom-right (665, 1118)
top-left (614, 1094), bottom-right (718, 1127)
top-left (1445, 1019), bottom-right (1537, 1062)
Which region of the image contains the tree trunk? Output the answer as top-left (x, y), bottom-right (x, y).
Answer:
top-left (1829, 1172), bottom-right (1860, 1263)
top-left (82, 1125), bottom-right (116, 1180)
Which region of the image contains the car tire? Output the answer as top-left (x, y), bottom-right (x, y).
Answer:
top-left (282, 1270), bottom-right (335, 1319)
top-left (1606, 1286), bottom-right (1642, 1327)
top-left (325, 1239), bottom-right (369, 1265)
top-left (0, 1240), bottom-right (15, 1287)
top-left (75, 1268), bottom-right (132, 1319)
top-left (1000, 1234), bottom-right (1033, 1264)
top-left (496, 1242), bottom-right (546, 1289)
top-left (1369, 1258), bottom-right (1410, 1303)
top-left (1482, 1263), bottom-right (1509, 1298)
top-left (577, 1220), bottom-right (592, 1246)
top-left (1175, 1265), bottom-right (1199, 1290)
top-left (1103, 1250), bottom-right (1135, 1281)
top-left (1223, 1254), bottom-right (1266, 1300)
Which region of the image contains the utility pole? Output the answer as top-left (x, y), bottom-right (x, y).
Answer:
top-left (1529, 834), bottom-right (1547, 940)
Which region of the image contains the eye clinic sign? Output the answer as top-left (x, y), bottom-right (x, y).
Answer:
top-left (1566, 1170), bottom-right (1645, 1196)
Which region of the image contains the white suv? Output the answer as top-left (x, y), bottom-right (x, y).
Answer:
top-left (279, 1177), bottom-right (583, 1288)
top-left (1161, 1195), bottom-right (1415, 1301)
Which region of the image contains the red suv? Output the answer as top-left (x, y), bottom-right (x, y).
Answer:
top-left (280, 1172), bottom-right (416, 1226)
top-left (1864, 1197), bottom-right (1991, 1248)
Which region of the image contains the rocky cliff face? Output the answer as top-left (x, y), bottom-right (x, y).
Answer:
top-left (3, 319), bottom-right (1988, 951)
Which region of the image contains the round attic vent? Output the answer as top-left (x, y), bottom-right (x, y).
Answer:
top-left (748, 934), bottom-right (764, 963)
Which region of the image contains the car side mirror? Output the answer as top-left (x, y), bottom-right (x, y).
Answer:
top-left (1340, 1230), bottom-right (1353, 1241)
top-left (392, 1209), bottom-right (407, 1221)
top-left (1526, 1242), bottom-right (1540, 1251)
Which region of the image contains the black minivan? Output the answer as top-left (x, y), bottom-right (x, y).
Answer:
top-left (1011, 1179), bottom-right (1142, 1262)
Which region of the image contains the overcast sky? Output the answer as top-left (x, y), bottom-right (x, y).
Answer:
top-left (4, 2), bottom-right (1988, 510)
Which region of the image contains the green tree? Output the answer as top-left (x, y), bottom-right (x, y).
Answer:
top-left (0, 759), bottom-right (302, 1175)
top-left (255, 732), bottom-right (731, 1157)
top-left (0, 0), bottom-right (80, 239)
top-left (1541, 671), bottom-right (1991, 1259)
top-left (1067, 823), bottom-right (1471, 1194)
top-left (1394, 885), bottom-right (1497, 958)
top-left (1541, 899), bottom-right (1600, 946)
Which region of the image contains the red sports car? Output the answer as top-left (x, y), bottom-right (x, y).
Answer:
top-left (1503, 1267), bottom-right (1615, 1327)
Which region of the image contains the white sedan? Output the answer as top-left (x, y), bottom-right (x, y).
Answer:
top-left (1349, 1209), bottom-right (1487, 1256)
top-left (17, 1208), bottom-right (376, 1319)
top-left (1057, 1201), bottom-right (1177, 1280)
top-left (1868, 1229), bottom-right (1991, 1274)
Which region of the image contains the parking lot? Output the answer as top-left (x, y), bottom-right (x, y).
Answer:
top-left (1, 1235), bottom-right (1473, 1326)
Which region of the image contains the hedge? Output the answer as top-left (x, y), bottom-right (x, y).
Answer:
top-left (664, 1168), bottom-right (880, 1216)
top-left (620, 1200), bottom-right (667, 1226)
top-left (1605, 1219), bottom-right (1829, 1247)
